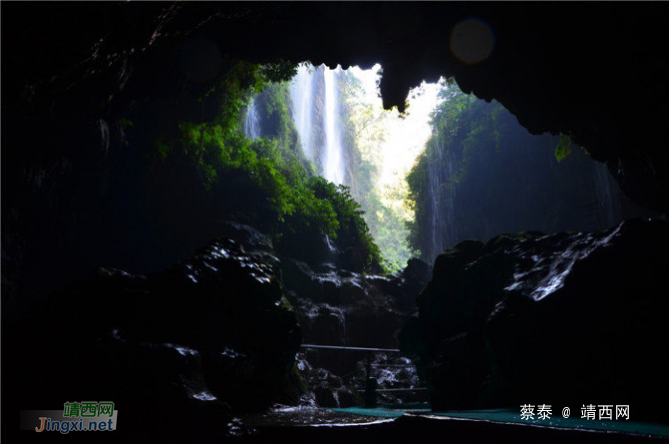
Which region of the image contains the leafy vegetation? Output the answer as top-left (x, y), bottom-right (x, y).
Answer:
top-left (338, 68), bottom-right (413, 272)
top-left (406, 83), bottom-right (622, 262)
top-left (154, 60), bottom-right (382, 272)
top-left (406, 85), bottom-right (479, 260)
top-left (554, 133), bottom-right (573, 162)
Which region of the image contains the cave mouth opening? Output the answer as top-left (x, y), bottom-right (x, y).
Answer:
top-left (260, 61), bottom-right (444, 271)
top-left (4, 6), bottom-right (669, 434)
top-left (245, 59), bottom-right (655, 269)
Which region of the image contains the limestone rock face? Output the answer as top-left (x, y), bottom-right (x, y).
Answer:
top-left (6, 3), bottom-right (669, 331)
top-left (400, 220), bottom-right (669, 420)
top-left (5, 223), bottom-right (304, 441)
top-left (6, 4), bottom-right (669, 214)
top-left (283, 259), bottom-right (406, 373)
top-left (281, 253), bottom-right (431, 405)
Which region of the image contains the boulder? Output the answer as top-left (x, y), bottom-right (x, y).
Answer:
top-left (5, 223), bottom-right (305, 441)
top-left (399, 219), bottom-right (669, 420)
top-left (281, 256), bottom-right (431, 403)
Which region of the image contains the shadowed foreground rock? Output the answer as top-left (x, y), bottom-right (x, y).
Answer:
top-left (399, 219), bottom-right (669, 421)
top-left (5, 223), bottom-right (305, 442)
top-left (280, 248), bottom-right (431, 406)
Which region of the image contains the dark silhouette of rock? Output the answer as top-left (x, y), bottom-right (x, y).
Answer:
top-left (281, 252), bottom-right (431, 406)
top-left (4, 3), bottom-right (669, 439)
top-left (5, 3), bottom-right (669, 325)
top-left (4, 223), bottom-right (305, 442)
top-left (400, 219), bottom-right (669, 421)
top-left (5, 3), bottom-right (669, 217)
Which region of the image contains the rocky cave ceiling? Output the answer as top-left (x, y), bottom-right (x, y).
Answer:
top-left (4, 2), bottom-right (669, 213)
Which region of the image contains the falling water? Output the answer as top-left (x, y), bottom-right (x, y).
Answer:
top-left (427, 147), bottom-right (441, 261)
top-left (590, 161), bottom-right (623, 229)
top-left (96, 118), bottom-right (112, 159)
top-left (288, 64), bottom-right (347, 185)
top-left (426, 135), bottom-right (458, 262)
top-left (290, 65), bottom-right (315, 159)
top-left (322, 66), bottom-right (346, 185)
top-left (244, 98), bottom-right (262, 140)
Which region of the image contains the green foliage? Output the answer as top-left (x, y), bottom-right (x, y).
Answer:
top-left (431, 86), bottom-right (476, 136)
top-left (156, 59), bottom-right (381, 272)
top-left (337, 68), bottom-right (409, 272)
top-left (154, 138), bottom-right (171, 161)
top-left (261, 60), bottom-right (299, 83)
top-left (253, 82), bottom-right (312, 176)
top-left (554, 133), bottom-right (573, 162)
top-left (406, 83), bottom-right (605, 263)
top-left (366, 192), bottom-right (414, 272)
top-left (406, 85), bottom-right (507, 260)
top-left (278, 176), bottom-right (382, 271)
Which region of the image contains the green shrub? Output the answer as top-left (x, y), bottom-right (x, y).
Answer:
top-left (158, 60), bottom-right (382, 272)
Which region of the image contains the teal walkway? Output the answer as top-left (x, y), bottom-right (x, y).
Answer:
top-left (327, 404), bottom-right (669, 438)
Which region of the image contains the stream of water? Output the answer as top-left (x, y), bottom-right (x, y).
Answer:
top-left (289, 64), bottom-right (347, 185)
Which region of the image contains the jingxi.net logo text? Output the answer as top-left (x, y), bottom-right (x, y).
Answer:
top-left (20, 401), bottom-right (118, 434)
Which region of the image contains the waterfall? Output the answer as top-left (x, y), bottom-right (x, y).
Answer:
top-left (323, 66), bottom-right (346, 185)
top-left (244, 98), bottom-right (261, 140)
top-left (98, 119), bottom-right (110, 155)
top-left (290, 64), bottom-right (315, 159)
top-left (590, 161), bottom-right (623, 229)
top-left (288, 64), bottom-right (347, 185)
top-left (428, 147), bottom-right (441, 261)
top-left (426, 135), bottom-right (458, 262)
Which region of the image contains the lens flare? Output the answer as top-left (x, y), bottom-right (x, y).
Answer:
top-left (450, 18), bottom-right (496, 64)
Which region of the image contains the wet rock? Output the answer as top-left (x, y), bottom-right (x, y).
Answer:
top-left (393, 258), bottom-right (433, 312)
top-left (282, 256), bottom-right (431, 403)
top-left (283, 253), bottom-right (431, 406)
top-left (399, 219), bottom-right (669, 420)
top-left (283, 258), bottom-right (408, 352)
top-left (352, 353), bottom-right (428, 406)
top-left (297, 353), bottom-right (361, 408)
top-left (313, 387), bottom-right (339, 408)
top-left (5, 224), bottom-right (305, 441)
top-left (423, 332), bottom-right (490, 410)
top-left (403, 257), bottom-right (433, 284)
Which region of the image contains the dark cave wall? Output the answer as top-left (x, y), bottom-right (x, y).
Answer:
top-left (398, 219), bottom-right (669, 420)
top-left (6, 3), bottom-right (669, 211)
top-left (3, 5), bottom-right (669, 437)
top-left (3, 2), bottom-right (669, 317)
